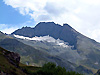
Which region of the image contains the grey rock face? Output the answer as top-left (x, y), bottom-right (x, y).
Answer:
top-left (3, 51), bottom-right (20, 67)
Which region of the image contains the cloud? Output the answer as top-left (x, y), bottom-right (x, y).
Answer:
top-left (1, 27), bottom-right (18, 34)
top-left (0, 24), bottom-right (18, 34)
top-left (0, 21), bottom-right (35, 34)
top-left (3, 0), bottom-right (100, 42)
top-left (44, 2), bottom-right (68, 16)
top-left (37, 15), bottom-right (52, 21)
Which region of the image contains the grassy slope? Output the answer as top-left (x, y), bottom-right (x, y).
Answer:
top-left (19, 63), bottom-right (41, 75)
top-left (0, 47), bottom-right (26, 75)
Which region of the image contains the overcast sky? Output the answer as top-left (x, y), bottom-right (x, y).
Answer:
top-left (0, 0), bottom-right (100, 42)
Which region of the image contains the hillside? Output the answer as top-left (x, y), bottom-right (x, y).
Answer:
top-left (0, 46), bottom-right (83, 75)
top-left (0, 47), bottom-right (26, 75)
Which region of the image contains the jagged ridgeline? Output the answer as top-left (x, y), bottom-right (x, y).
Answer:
top-left (12, 22), bottom-right (77, 49)
top-left (0, 22), bottom-right (100, 74)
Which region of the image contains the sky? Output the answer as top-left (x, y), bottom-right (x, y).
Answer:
top-left (0, 0), bottom-right (100, 42)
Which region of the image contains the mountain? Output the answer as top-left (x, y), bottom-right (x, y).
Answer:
top-left (11, 22), bottom-right (100, 74)
top-left (12, 22), bottom-right (78, 49)
top-left (12, 22), bottom-right (100, 64)
top-left (1, 22), bottom-right (100, 74)
top-left (0, 29), bottom-right (94, 74)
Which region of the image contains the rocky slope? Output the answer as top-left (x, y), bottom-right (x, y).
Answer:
top-left (0, 47), bottom-right (25, 75)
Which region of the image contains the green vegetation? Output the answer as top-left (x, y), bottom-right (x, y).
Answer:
top-left (20, 62), bottom-right (83, 75)
top-left (19, 62), bottom-right (83, 75)
top-left (32, 62), bottom-right (82, 75)
top-left (19, 63), bottom-right (40, 75)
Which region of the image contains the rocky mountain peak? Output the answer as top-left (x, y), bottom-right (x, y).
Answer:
top-left (0, 31), bottom-right (4, 34)
top-left (35, 22), bottom-right (61, 29)
top-left (63, 23), bottom-right (72, 29)
top-left (12, 22), bottom-right (78, 48)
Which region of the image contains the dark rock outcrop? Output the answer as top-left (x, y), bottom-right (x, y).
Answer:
top-left (0, 47), bottom-right (26, 75)
top-left (95, 69), bottom-right (100, 75)
top-left (2, 49), bottom-right (20, 67)
top-left (0, 71), bottom-right (7, 75)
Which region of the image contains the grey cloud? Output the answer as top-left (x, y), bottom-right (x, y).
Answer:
top-left (44, 2), bottom-right (68, 16)
top-left (37, 15), bottom-right (52, 21)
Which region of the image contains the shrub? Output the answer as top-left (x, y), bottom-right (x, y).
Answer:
top-left (35, 62), bottom-right (82, 75)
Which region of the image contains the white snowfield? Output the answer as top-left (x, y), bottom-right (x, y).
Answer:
top-left (14, 34), bottom-right (69, 48)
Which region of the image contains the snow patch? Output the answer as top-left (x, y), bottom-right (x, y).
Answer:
top-left (14, 34), bottom-right (69, 48)
top-left (94, 62), bottom-right (98, 65)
